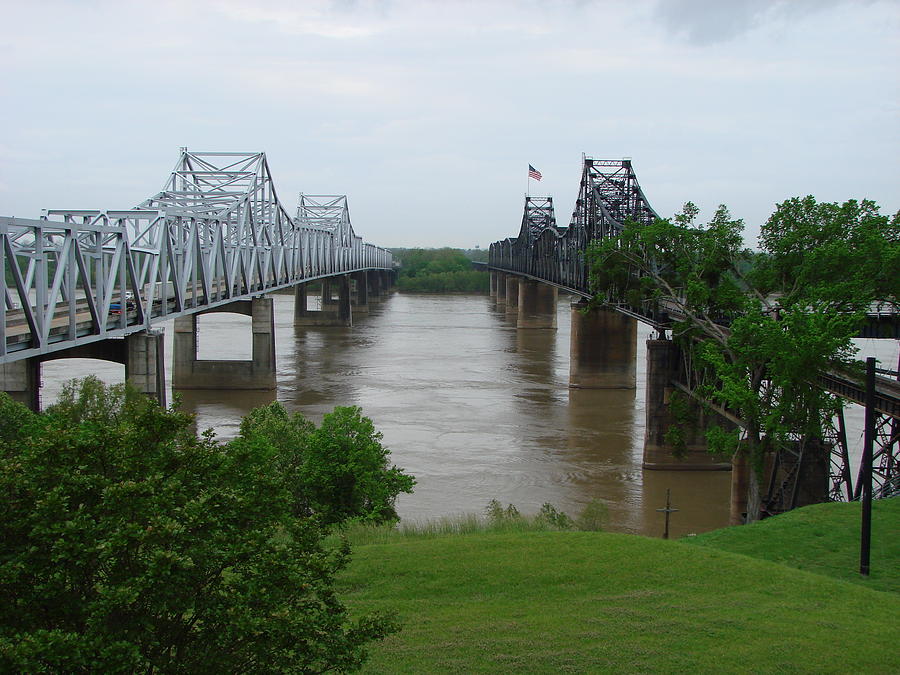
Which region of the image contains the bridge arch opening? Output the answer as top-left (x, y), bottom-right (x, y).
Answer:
top-left (39, 358), bottom-right (125, 409)
top-left (196, 312), bottom-right (253, 360)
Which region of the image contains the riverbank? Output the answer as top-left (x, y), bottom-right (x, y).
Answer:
top-left (338, 499), bottom-right (898, 673)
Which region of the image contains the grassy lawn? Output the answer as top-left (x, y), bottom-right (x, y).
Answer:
top-left (340, 521), bottom-right (898, 673)
top-left (685, 496), bottom-right (899, 594)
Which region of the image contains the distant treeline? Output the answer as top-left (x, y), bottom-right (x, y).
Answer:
top-left (390, 248), bottom-right (489, 293)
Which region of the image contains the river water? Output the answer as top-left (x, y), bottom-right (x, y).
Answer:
top-left (38, 291), bottom-right (898, 538)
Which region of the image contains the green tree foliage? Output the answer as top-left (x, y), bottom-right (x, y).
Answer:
top-left (587, 197), bottom-right (899, 521)
top-left (461, 247), bottom-right (489, 263)
top-left (391, 247), bottom-right (489, 293)
top-left (0, 378), bottom-right (400, 672)
top-left (755, 197), bottom-right (899, 310)
top-left (393, 247), bottom-right (472, 277)
top-left (237, 403), bottom-right (415, 526)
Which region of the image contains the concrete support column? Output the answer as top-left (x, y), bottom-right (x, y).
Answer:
top-left (337, 275), bottom-right (352, 324)
top-left (352, 272), bottom-right (369, 314)
top-left (642, 338), bottom-right (730, 470)
top-left (368, 270), bottom-right (382, 302)
top-left (495, 272), bottom-right (507, 307)
top-left (321, 278), bottom-right (335, 310)
top-left (568, 300), bottom-right (636, 389)
top-left (377, 270), bottom-right (390, 294)
top-left (505, 275), bottom-right (520, 315)
top-left (125, 329), bottom-right (166, 406)
top-left (296, 277), bottom-right (352, 326)
top-left (490, 271), bottom-right (498, 298)
top-left (517, 280), bottom-right (557, 329)
top-left (294, 282), bottom-right (311, 320)
top-left (251, 297), bottom-right (277, 383)
top-left (174, 297), bottom-right (276, 390)
top-left (1, 359), bottom-right (40, 411)
top-left (173, 314), bottom-right (199, 388)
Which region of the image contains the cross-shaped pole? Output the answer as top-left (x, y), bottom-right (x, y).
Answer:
top-left (656, 488), bottom-right (679, 540)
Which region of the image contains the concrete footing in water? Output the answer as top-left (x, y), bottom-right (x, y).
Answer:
top-left (174, 297), bottom-right (276, 390)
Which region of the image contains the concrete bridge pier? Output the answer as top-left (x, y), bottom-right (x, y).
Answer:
top-left (1, 329), bottom-right (167, 410)
top-left (494, 272), bottom-right (507, 308)
top-left (490, 271), bottom-right (499, 299)
top-left (517, 280), bottom-right (557, 329)
top-left (125, 330), bottom-right (167, 406)
top-left (1, 359), bottom-right (40, 410)
top-left (569, 300), bottom-right (636, 388)
top-left (174, 296), bottom-right (276, 390)
top-left (642, 338), bottom-right (730, 470)
top-left (325, 275), bottom-right (353, 325)
top-left (294, 277), bottom-right (352, 326)
top-left (352, 272), bottom-right (369, 314)
top-left (294, 282), bottom-right (312, 321)
top-left (505, 275), bottom-right (520, 316)
top-left (373, 270), bottom-right (391, 295)
top-left (367, 270), bottom-right (382, 303)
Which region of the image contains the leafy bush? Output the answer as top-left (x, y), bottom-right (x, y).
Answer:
top-left (0, 378), bottom-right (401, 673)
top-left (237, 403), bottom-right (415, 526)
top-left (486, 499), bottom-right (523, 524)
top-left (535, 503), bottom-right (575, 530)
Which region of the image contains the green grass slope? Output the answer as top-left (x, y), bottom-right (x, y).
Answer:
top-left (685, 497), bottom-right (899, 594)
top-left (340, 531), bottom-right (898, 674)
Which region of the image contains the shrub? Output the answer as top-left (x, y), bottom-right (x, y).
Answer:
top-left (0, 379), bottom-right (398, 673)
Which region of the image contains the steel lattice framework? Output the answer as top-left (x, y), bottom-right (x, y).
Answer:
top-left (488, 154), bottom-right (899, 507)
top-left (490, 157), bottom-right (658, 292)
top-left (1, 150), bottom-right (392, 363)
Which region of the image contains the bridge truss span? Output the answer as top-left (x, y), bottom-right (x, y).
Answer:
top-left (1, 150), bottom-right (392, 363)
top-left (488, 153), bottom-right (899, 511)
top-left (491, 157), bottom-right (659, 295)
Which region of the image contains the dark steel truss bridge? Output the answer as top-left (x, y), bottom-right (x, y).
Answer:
top-left (489, 156), bottom-right (899, 506)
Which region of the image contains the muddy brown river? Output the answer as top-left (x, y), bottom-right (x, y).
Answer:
top-left (38, 291), bottom-right (897, 538)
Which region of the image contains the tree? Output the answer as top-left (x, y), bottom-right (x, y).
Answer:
top-left (587, 197), bottom-right (899, 522)
top-left (236, 403), bottom-right (416, 526)
top-left (391, 248), bottom-right (490, 293)
top-left (0, 378), bottom-right (397, 673)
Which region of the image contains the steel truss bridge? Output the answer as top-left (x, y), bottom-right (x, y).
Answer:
top-left (489, 156), bottom-right (899, 507)
top-left (1, 150), bottom-right (392, 364)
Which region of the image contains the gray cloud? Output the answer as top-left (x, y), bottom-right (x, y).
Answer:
top-left (0, 0), bottom-right (897, 248)
top-left (653, 0), bottom-right (865, 45)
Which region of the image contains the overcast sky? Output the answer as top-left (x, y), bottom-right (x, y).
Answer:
top-left (1, 0), bottom-right (897, 249)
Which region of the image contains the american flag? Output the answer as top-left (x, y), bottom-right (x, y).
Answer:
top-left (528, 164), bottom-right (542, 181)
